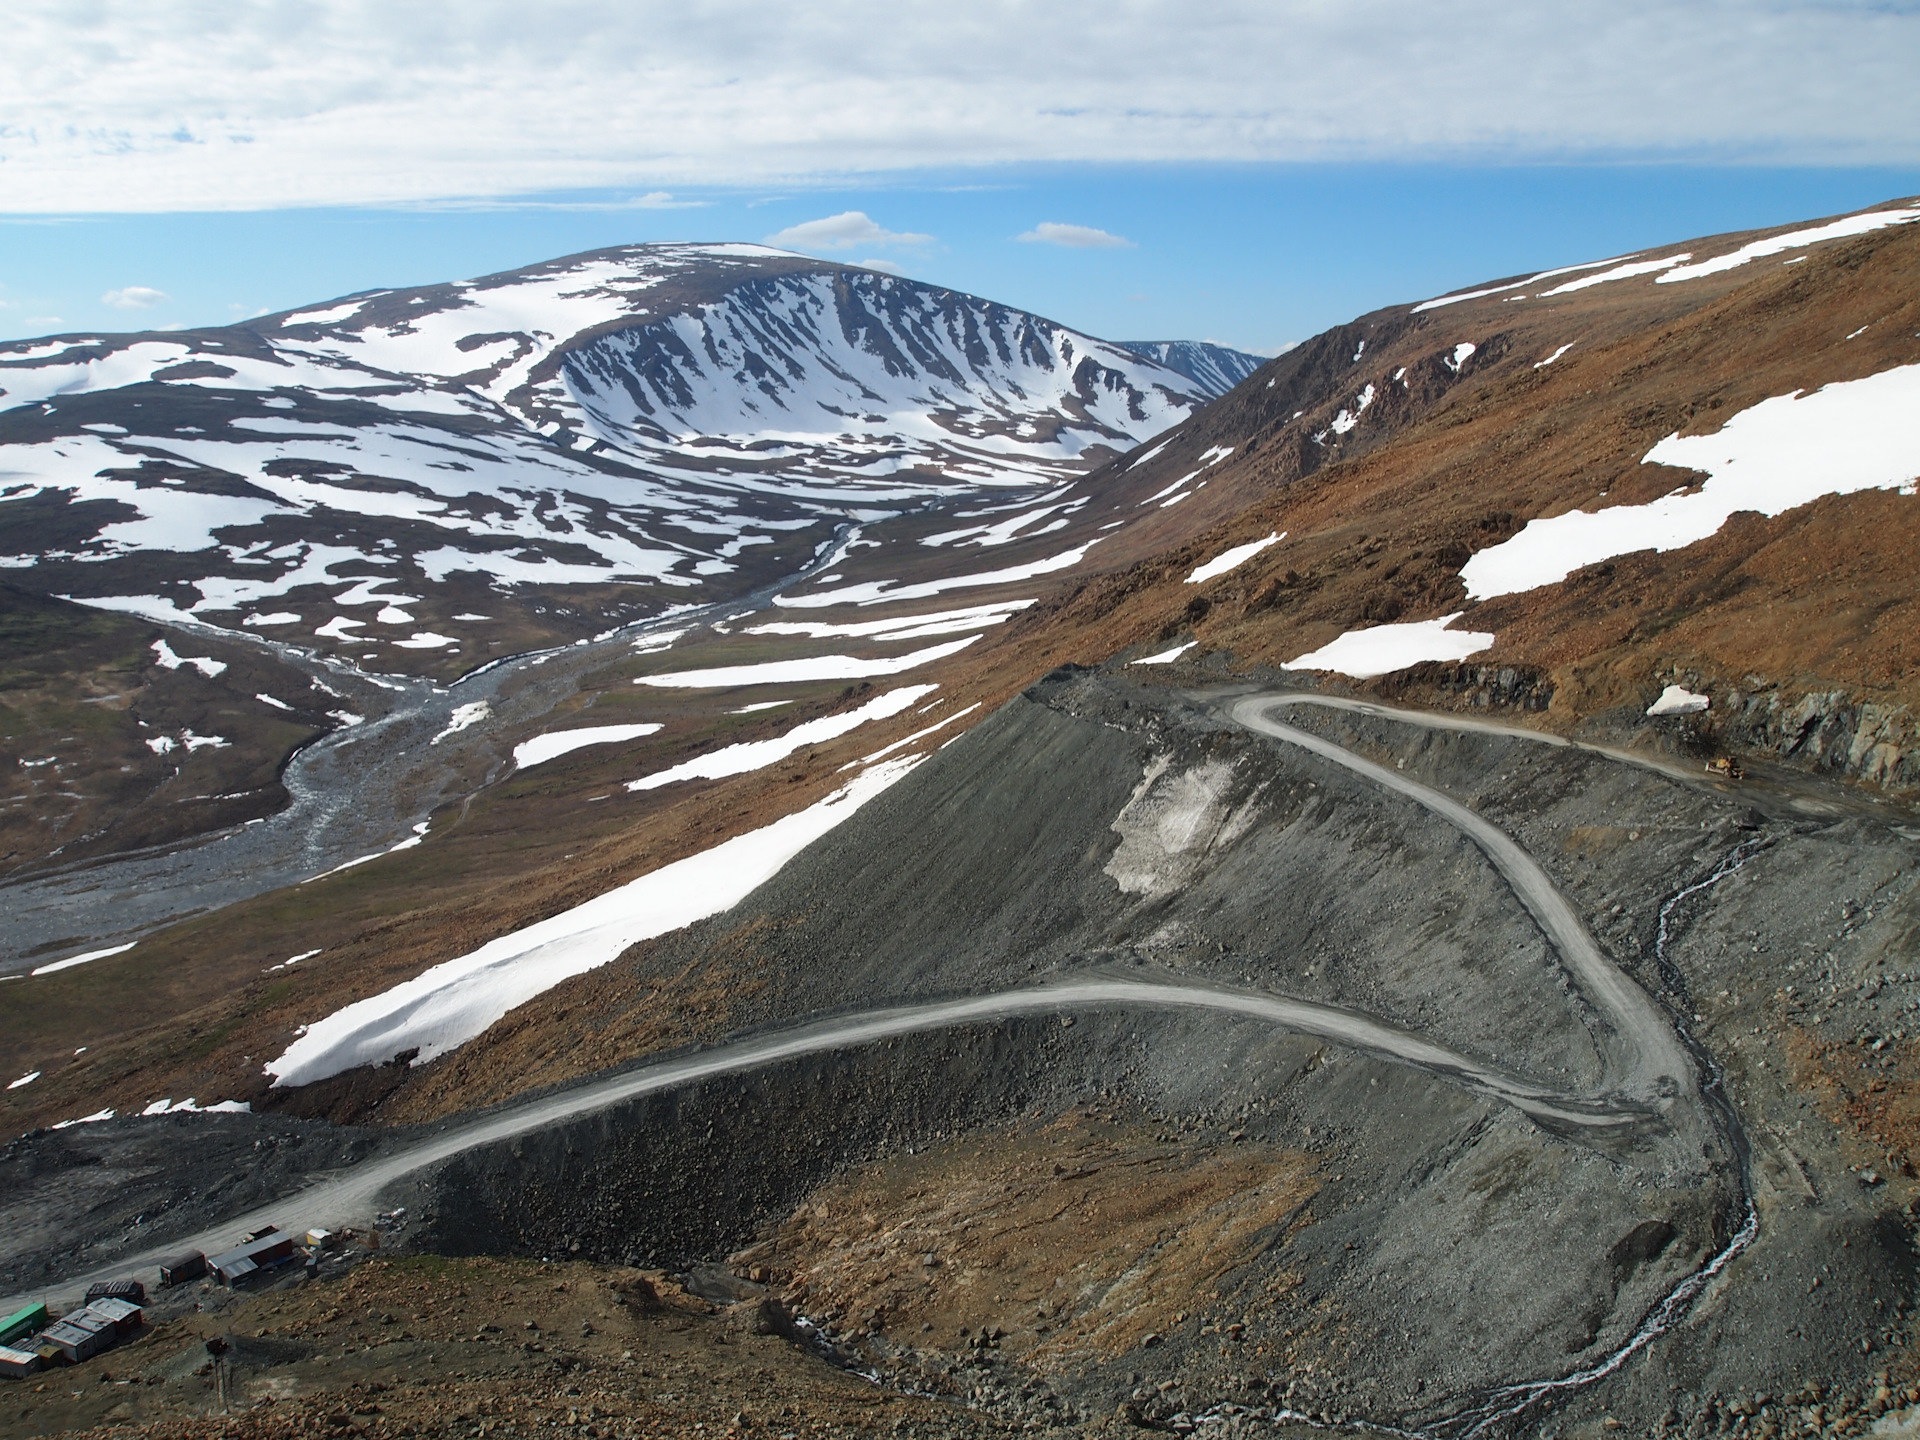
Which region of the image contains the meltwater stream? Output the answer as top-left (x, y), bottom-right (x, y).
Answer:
top-left (0, 527), bottom-right (861, 972)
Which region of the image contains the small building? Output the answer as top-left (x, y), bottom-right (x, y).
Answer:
top-left (40, 1309), bottom-right (113, 1364)
top-left (84, 1279), bottom-right (146, 1307)
top-left (84, 1297), bottom-right (143, 1335)
top-left (0, 1303), bottom-right (47, 1348)
top-left (0, 1344), bottom-right (40, 1379)
top-left (305, 1228), bottom-right (337, 1251)
top-left (159, 1251), bottom-right (207, 1286)
top-left (208, 1233), bottom-right (295, 1287)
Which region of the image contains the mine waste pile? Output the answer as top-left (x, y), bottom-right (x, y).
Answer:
top-left (2, 199), bottom-right (1920, 1438)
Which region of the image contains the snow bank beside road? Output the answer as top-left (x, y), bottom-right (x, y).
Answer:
top-left (265, 756), bottom-right (923, 1087)
top-left (1286, 614), bottom-right (1494, 679)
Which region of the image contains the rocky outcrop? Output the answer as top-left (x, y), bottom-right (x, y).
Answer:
top-left (1700, 681), bottom-right (1920, 793)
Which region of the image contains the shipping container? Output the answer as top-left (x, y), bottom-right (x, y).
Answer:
top-left (0, 1344), bottom-right (40, 1379)
top-left (0, 1304), bottom-right (46, 1348)
top-left (159, 1251), bottom-right (207, 1286)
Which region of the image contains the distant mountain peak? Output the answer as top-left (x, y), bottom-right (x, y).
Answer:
top-left (1117, 340), bottom-right (1267, 395)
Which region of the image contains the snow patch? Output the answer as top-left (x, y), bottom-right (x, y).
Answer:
top-left (1460, 363), bottom-right (1920, 600)
top-left (1647, 685), bottom-right (1710, 716)
top-left (774, 541), bottom-right (1101, 608)
top-left (29, 941), bottom-right (137, 976)
top-left (264, 756), bottom-right (924, 1086)
top-left (1658, 207), bottom-right (1920, 284)
top-left (1187, 532), bottom-right (1283, 585)
top-left (634, 636), bottom-right (979, 689)
top-left (628, 684), bottom-right (934, 790)
top-left (513, 723), bottom-right (664, 769)
top-left (1130, 642), bottom-right (1196, 665)
top-left (150, 638), bottom-right (227, 678)
top-left (431, 700), bottom-right (491, 744)
top-left (1285, 613), bottom-right (1494, 679)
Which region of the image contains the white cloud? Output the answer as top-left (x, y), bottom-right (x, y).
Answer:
top-left (101, 285), bottom-right (168, 309)
top-left (1017, 222), bottom-right (1134, 249)
top-left (24, 315), bottom-right (62, 327)
top-left (0, 2), bottom-right (1914, 212)
top-left (766, 211), bottom-right (933, 252)
top-left (853, 257), bottom-right (907, 274)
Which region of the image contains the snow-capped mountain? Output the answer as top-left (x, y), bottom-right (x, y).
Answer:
top-left (0, 244), bottom-right (1233, 664)
top-left (1118, 340), bottom-right (1268, 395)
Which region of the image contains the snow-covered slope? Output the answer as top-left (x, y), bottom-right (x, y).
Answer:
top-left (1118, 340), bottom-right (1268, 395)
top-left (0, 245), bottom-right (1223, 658)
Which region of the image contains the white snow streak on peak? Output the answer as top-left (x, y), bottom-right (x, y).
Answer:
top-left (1657, 207), bottom-right (1920, 284)
top-left (1647, 685), bottom-right (1710, 716)
top-left (634, 635), bottom-right (980, 689)
top-left (265, 756), bottom-right (923, 1086)
top-left (1460, 363), bottom-right (1920, 600)
top-left (628, 683), bottom-right (935, 790)
top-left (1535, 344), bottom-right (1574, 369)
top-left (1187, 532), bottom-right (1283, 585)
top-left (1409, 254), bottom-right (1637, 312)
top-left (513, 722), bottom-right (663, 769)
top-left (775, 540), bottom-right (1102, 608)
top-left (1285, 614), bottom-right (1495, 679)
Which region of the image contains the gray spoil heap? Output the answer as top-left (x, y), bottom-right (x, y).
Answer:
top-left (7, 667), bottom-right (1916, 1438)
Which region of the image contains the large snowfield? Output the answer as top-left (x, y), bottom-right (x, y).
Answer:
top-left (1461, 363), bottom-right (1920, 599)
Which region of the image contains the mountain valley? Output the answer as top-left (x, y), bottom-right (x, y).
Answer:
top-left (3, 203), bottom-right (1920, 1438)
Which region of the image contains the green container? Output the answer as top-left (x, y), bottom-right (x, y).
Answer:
top-left (0, 1303), bottom-right (47, 1347)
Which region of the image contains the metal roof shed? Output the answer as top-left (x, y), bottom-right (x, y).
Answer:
top-left (0, 1344), bottom-right (40, 1379)
top-left (41, 1310), bottom-right (113, 1364)
top-left (85, 1297), bottom-right (143, 1334)
top-left (209, 1233), bottom-right (295, 1286)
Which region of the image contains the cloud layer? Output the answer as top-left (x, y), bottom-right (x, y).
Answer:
top-left (766, 211), bottom-right (934, 251)
top-left (2, 0), bottom-right (1916, 213)
top-left (1018, 222), bottom-right (1134, 249)
top-left (101, 285), bottom-right (169, 308)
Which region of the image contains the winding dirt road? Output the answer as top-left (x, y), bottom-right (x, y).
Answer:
top-left (1229, 693), bottom-right (1695, 1107)
top-left (7, 689), bottom-right (1712, 1319)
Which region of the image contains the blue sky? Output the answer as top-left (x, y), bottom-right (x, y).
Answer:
top-left (4, 1), bottom-right (1917, 351)
top-left (5, 166), bottom-right (1918, 354)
